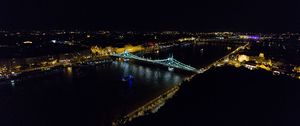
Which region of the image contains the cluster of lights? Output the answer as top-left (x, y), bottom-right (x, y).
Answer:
top-left (178, 37), bottom-right (196, 42)
top-left (239, 35), bottom-right (260, 40)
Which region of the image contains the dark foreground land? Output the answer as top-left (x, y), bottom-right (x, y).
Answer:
top-left (125, 66), bottom-right (300, 126)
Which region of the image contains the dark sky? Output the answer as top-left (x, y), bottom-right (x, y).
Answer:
top-left (1, 0), bottom-right (300, 31)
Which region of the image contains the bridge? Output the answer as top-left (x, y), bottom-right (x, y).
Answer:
top-left (112, 51), bottom-right (200, 73)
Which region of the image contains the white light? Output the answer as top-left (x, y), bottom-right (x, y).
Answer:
top-left (11, 80), bottom-right (15, 87)
top-left (51, 40), bottom-right (57, 43)
top-left (23, 41), bottom-right (33, 44)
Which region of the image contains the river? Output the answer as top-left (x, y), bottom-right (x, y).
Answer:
top-left (0, 42), bottom-right (242, 126)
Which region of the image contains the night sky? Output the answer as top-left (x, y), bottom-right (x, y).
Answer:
top-left (1, 0), bottom-right (300, 31)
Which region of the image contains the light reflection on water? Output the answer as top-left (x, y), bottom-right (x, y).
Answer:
top-left (111, 61), bottom-right (185, 88)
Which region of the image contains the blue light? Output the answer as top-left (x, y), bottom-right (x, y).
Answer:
top-left (129, 79), bottom-right (133, 89)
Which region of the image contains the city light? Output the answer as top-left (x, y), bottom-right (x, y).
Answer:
top-left (23, 41), bottom-right (33, 44)
top-left (239, 35), bottom-right (260, 40)
top-left (0, 30), bottom-right (299, 126)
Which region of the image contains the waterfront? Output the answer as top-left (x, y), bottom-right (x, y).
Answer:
top-left (0, 42), bottom-right (238, 126)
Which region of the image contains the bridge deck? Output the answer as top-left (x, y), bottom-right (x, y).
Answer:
top-left (112, 51), bottom-right (200, 73)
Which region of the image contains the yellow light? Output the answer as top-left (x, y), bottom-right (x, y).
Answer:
top-left (15, 65), bottom-right (21, 69)
top-left (239, 35), bottom-right (249, 39)
top-left (257, 64), bottom-right (271, 71)
top-left (51, 60), bottom-right (57, 65)
top-left (237, 55), bottom-right (250, 62)
top-left (294, 66), bottom-right (300, 73)
top-left (67, 67), bottom-right (72, 73)
top-left (91, 45), bottom-right (145, 55)
top-left (259, 53), bottom-right (265, 58)
top-left (23, 41), bottom-right (33, 44)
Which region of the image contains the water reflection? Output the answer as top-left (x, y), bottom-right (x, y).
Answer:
top-left (10, 80), bottom-right (15, 87)
top-left (129, 79), bottom-right (133, 89)
top-left (66, 67), bottom-right (73, 76)
top-left (66, 67), bottom-right (72, 74)
top-left (111, 61), bottom-right (184, 88)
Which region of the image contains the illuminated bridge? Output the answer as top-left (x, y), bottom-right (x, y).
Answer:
top-left (112, 51), bottom-right (200, 73)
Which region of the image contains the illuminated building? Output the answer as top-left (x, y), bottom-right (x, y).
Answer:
top-left (257, 64), bottom-right (271, 71)
top-left (237, 55), bottom-right (250, 62)
top-left (259, 53), bottom-right (265, 58)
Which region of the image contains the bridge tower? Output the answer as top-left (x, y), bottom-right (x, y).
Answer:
top-left (167, 54), bottom-right (174, 71)
top-left (124, 50), bottom-right (129, 55)
top-left (122, 50), bottom-right (130, 61)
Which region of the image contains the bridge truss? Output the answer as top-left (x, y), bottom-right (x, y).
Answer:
top-left (112, 51), bottom-right (200, 73)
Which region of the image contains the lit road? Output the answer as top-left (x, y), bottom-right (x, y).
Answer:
top-left (198, 42), bottom-right (250, 73)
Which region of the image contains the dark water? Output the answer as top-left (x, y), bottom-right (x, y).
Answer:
top-left (0, 42), bottom-right (238, 126)
top-left (142, 43), bottom-right (237, 68)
